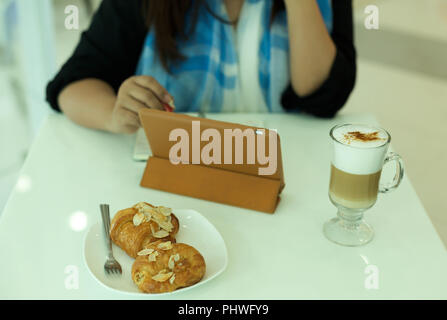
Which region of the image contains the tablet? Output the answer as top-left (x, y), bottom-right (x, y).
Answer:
top-left (133, 113), bottom-right (265, 161)
top-left (137, 109), bottom-right (284, 213)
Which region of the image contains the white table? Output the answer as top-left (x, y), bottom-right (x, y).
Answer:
top-left (1, 113), bottom-right (446, 299)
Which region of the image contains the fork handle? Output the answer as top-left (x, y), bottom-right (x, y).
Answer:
top-left (100, 204), bottom-right (113, 256)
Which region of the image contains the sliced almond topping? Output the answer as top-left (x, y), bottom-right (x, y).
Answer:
top-left (152, 271), bottom-right (173, 282)
top-left (133, 202), bottom-right (146, 209)
top-left (168, 255), bottom-right (175, 270)
top-left (142, 207), bottom-right (154, 218)
top-left (153, 229), bottom-right (170, 238)
top-left (137, 248), bottom-right (154, 256)
top-left (151, 209), bottom-right (168, 224)
top-left (158, 206), bottom-right (172, 216)
top-left (133, 212), bottom-right (145, 226)
top-left (146, 207), bottom-right (175, 232)
top-left (145, 207), bottom-right (158, 216)
top-left (134, 202), bottom-right (152, 212)
top-left (169, 274), bottom-right (176, 285)
top-left (148, 251), bottom-right (159, 262)
top-left (157, 241), bottom-right (173, 250)
top-left (158, 220), bottom-right (174, 232)
top-left (173, 253), bottom-right (180, 262)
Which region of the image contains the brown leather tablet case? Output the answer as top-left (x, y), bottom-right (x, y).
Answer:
top-left (138, 109), bottom-right (285, 213)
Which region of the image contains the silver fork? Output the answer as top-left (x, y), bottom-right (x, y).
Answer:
top-left (100, 204), bottom-right (122, 275)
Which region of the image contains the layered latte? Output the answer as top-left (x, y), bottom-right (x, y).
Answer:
top-left (329, 124), bottom-right (390, 209)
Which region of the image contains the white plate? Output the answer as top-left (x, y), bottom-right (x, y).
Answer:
top-left (83, 209), bottom-right (228, 296)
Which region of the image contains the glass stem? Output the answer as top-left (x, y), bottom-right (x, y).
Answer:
top-left (337, 207), bottom-right (365, 230)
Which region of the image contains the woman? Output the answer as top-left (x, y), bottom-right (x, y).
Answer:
top-left (46, 0), bottom-right (356, 134)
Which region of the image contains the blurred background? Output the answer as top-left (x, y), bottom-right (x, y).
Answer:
top-left (0, 0), bottom-right (446, 246)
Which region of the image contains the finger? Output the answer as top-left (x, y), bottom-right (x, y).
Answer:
top-left (163, 103), bottom-right (174, 112)
top-left (133, 76), bottom-right (174, 106)
top-left (117, 107), bottom-right (141, 128)
top-left (122, 92), bottom-right (160, 114)
top-left (122, 124), bottom-right (139, 134)
top-left (120, 94), bottom-right (147, 115)
top-left (127, 86), bottom-right (164, 111)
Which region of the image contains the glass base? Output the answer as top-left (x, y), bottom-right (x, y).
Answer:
top-left (323, 216), bottom-right (374, 247)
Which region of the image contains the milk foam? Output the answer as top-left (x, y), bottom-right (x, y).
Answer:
top-left (332, 125), bottom-right (389, 148)
top-left (331, 124), bottom-right (390, 175)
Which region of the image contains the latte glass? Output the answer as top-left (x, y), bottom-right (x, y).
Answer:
top-left (323, 124), bottom-right (404, 246)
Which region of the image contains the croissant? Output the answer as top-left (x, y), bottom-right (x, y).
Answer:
top-left (110, 202), bottom-right (179, 258)
top-left (132, 240), bottom-right (206, 293)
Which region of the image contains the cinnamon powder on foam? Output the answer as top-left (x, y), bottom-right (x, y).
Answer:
top-left (342, 131), bottom-right (385, 144)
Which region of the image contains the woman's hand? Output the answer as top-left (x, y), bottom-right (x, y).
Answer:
top-left (109, 75), bottom-right (175, 134)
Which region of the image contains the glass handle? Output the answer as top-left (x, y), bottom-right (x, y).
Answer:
top-left (379, 152), bottom-right (404, 194)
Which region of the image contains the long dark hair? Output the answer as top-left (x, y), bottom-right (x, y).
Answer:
top-left (142, 0), bottom-right (285, 71)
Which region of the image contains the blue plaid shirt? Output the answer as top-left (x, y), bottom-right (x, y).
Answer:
top-left (136, 0), bottom-right (333, 113)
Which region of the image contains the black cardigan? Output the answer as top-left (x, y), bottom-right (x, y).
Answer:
top-left (46, 0), bottom-right (356, 118)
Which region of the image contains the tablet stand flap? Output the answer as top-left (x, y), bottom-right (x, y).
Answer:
top-left (141, 156), bottom-right (281, 213)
